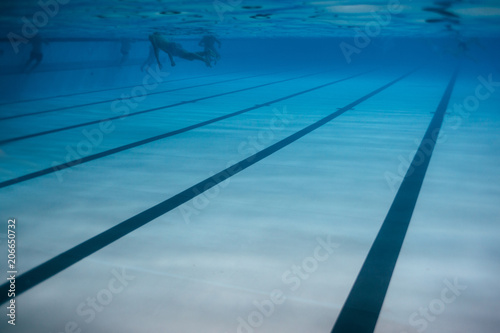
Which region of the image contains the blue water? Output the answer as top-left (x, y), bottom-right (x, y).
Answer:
top-left (1, 1), bottom-right (500, 333)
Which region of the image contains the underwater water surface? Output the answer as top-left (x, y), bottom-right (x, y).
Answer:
top-left (0, 1), bottom-right (500, 333)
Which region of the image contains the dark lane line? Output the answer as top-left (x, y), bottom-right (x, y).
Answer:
top-left (0, 70), bottom-right (328, 145)
top-left (0, 68), bottom-right (416, 304)
top-left (0, 71), bottom-right (274, 121)
top-left (0, 70), bottom-right (241, 107)
top-left (0, 70), bottom-right (368, 189)
top-left (330, 67), bottom-right (459, 333)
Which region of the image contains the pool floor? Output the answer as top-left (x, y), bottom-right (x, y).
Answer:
top-left (1, 66), bottom-right (499, 333)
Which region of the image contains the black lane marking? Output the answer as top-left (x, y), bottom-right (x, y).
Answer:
top-left (0, 70), bottom-right (368, 189)
top-left (0, 71), bottom-right (241, 107)
top-left (0, 72), bottom-right (274, 121)
top-left (0, 71), bottom-right (327, 145)
top-left (0, 69), bottom-right (415, 304)
top-left (330, 67), bottom-right (459, 333)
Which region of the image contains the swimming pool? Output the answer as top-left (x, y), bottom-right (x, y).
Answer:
top-left (1, 1), bottom-right (500, 333)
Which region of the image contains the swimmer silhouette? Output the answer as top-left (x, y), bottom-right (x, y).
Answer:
top-left (199, 34), bottom-right (221, 66)
top-left (120, 39), bottom-right (132, 65)
top-left (148, 32), bottom-right (210, 69)
top-left (24, 35), bottom-right (48, 73)
top-left (451, 30), bottom-right (482, 62)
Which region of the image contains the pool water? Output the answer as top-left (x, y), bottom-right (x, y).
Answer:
top-left (0, 1), bottom-right (500, 333)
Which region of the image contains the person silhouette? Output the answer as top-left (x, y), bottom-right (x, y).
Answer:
top-left (24, 35), bottom-right (48, 73)
top-left (198, 34), bottom-right (221, 66)
top-left (148, 32), bottom-right (210, 68)
top-left (120, 39), bottom-right (132, 65)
